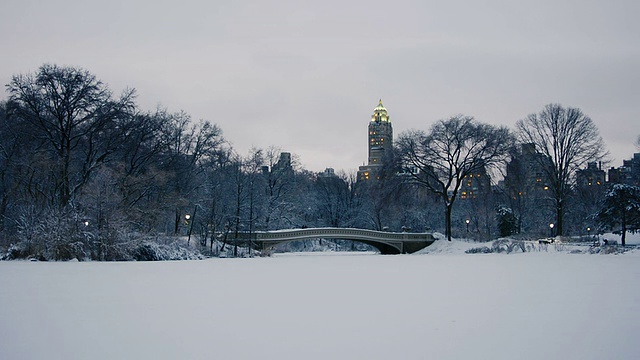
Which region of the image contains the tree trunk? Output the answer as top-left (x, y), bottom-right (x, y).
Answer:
top-left (621, 216), bottom-right (627, 246)
top-left (174, 208), bottom-right (180, 235)
top-left (445, 203), bottom-right (453, 241)
top-left (556, 198), bottom-right (564, 237)
top-left (61, 146), bottom-right (72, 207)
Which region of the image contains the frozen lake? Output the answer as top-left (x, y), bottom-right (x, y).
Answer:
top-left (1, 243), bottom-right (639, 359)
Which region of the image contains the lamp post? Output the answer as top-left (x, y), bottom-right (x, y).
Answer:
top-left (465, 219), bottom-right (470, 233)
top-left (549, 223), bottom-right (555, 238)
top-left (587, 227), bottom-right (591, 239)
top-left (185, 214), bottom-right (192, 246)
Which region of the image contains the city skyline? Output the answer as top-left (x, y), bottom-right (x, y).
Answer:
top-left (1, 0), bottom-right (638, 173)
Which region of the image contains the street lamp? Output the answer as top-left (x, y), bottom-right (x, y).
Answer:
top-left (185, 214), bottom-right (193, 246)
top-left (549, 223), bottom-right (555, 238)
top-left (465, 219), bottom-right (470, 233)
top-left (587, 227), bottom-right (591, 238)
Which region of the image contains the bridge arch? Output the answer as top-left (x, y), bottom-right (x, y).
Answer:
top-left (231, 228), bottom-right (436, 255)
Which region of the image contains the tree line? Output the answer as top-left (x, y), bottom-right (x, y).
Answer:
top-left (0, 64), bottom-right (638, 259)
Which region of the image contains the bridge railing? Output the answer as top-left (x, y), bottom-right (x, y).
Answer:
top-left (231, 228), bottom-right (434, 242)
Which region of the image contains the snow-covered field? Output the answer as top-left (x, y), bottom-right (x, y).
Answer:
top-left (1, 240), bottom-right (639, 360)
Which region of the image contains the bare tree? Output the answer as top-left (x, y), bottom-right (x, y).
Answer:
top-left (355, 161), bottom-right (404, 231)
top-left (516, 104), bottom-right (607, 236)
top-left (6, 64), bottom-right (135, 208)
top-left (315, 172), bottom-right (352, 228)
top-left (397, 115), bottom-right (513, 241)
top-left (224, 149), bottom-right (263, 256)
top-left (154, 111), bottom-right (225, 235)
top-left (261, 147), bottom-right (296, 230)
top-left (244, 148), bottom-right (265, 244)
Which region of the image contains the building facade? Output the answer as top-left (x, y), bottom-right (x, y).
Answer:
top-left (459, 168), bottom-right (492, 200)
top-left (576, 162), bottom-right (606, 189)
top-left (502, 143), bottom-right (554, 234)
top-left (608, 153), bottom-right (640, 186)
top-left (504, 143), bottom-right (553, 196)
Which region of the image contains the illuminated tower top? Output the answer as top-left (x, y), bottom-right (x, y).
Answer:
top-left (371, 99), bottom-right (390, 123)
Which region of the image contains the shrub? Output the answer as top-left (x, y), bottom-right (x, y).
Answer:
top-left (132, 241), bottom-right (203, 261)
top-left (465, 246), bottom-right (492, 254)
top-left (466, 239), bottom-right (531, 254)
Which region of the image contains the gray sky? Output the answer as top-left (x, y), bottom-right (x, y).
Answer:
top-left (2, 0), bottom-right (639, 173)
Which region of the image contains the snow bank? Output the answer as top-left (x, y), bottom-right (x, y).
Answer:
top-left (601, 231), bottom-right (640, 245)
top-left (414, 235), bottom-right (481, 254)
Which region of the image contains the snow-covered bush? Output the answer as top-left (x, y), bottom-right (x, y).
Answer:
top-left (2, 243), bottom-right (35, 260)
top-left (466, 239), bottom-right (531, 254)
top-left (588, 244), bottom-right (631, 255)
top-left (13, 207), bottom-right (90, 261)
top-left (1, 206), bottom-right (203, 261)
top-left (491, 239), bottom-right (510, 253)
top-left (132, 240), bottom-right (203, 261)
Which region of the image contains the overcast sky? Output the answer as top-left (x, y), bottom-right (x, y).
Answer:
top-left (2, 0), bottom-right (639, 173)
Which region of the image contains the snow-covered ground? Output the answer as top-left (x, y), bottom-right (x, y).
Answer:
top-left (1, 240), bottom-right (639, 360)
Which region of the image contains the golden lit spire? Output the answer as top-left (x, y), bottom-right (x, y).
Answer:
top-left (372, 99), bottom-right (389, 122)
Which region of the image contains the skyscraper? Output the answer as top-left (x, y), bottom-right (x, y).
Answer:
top-left (358, 100), bottom-right (393, 181)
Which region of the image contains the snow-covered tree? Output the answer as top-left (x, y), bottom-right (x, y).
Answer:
top-left (595, 184), bottom-right (640, 246)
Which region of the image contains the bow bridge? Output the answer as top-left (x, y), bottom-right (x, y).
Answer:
top-left (230, 227), bottom-right (436, 254)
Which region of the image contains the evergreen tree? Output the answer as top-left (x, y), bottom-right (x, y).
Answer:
top-left (595, 184), bottom-right (640, 246)
top-left (496, 205), bottom-right (518, 237)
